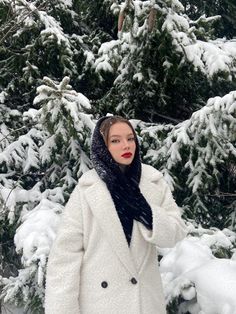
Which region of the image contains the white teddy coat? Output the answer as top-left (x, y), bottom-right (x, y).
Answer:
top-left (45, 164), bottom-right (187, 314)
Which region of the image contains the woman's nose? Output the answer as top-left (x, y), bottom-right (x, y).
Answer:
top-left (122, 139), bottom-right (130, 149)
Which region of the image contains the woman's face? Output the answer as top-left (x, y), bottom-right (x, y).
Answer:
top-left (107, 122), bottom-right (136, 165)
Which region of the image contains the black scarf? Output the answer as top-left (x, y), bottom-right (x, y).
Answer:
top-left (90, 117), bottom-right (153, 246)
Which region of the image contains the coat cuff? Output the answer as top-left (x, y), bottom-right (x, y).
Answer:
top-left (138, 205), bottom-right (187, 248)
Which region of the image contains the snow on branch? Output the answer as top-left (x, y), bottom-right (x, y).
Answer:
top-left (184, 39), bottom-right (236, 78)
top-left (0, 128), bottom-right (41, 173)
top-left (34, 76), bottom-right (91, 141)
top-left (143, 91), bottom-right (236, 192)
top-left (94, 0), bottom-right (236, 83)
top-left (34, 76), bottom-right (93, 179)
top-left (160, 224), bottom-right (236, 313)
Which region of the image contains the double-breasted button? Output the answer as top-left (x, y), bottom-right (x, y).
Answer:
top-left (130, 277), bottom-right (137, 285)
top-left (101, 281), bottom-right (108, 288)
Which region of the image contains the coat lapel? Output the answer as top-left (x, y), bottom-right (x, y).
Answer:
top-left (84, 179), bottom-right (138, 276)
top-left (81, 164), bottom-right (163, 275)
top-left (139, 174), bottom-right (160, 207)
top-left (128, 173), bottom-right (161, 271)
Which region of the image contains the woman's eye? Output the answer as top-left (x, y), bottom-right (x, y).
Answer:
top-left (128, 137), bottom-right (135, 141)
top-left (111, 139), bottom-right (119, 143)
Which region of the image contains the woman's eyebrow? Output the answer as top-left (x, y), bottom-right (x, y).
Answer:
top-left (110, 135), bottom-right (121, 138)
top-left (110, 133), bottom-right (133, 138)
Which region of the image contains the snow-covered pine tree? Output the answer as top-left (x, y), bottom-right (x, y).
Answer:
top-left (0, 0), bottom-right (93, 112)
top-left (181, 0), bottom-right (236, 39)
top-left (139, 90), bottom-right (236, 229)
top-left (74, 0), bottom-right (119, 103)
top-left (1, 0), bottom-right (236, 312)
top-left (92, 0), bottom-right (236, 123)
top-left (0, 76), bottom-right (93, 312)
top-left (0, 2), bottom-right (97, 310)
top-left (35, 76), bottom-right (93, 185)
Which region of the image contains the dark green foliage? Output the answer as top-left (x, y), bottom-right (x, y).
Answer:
top-left (0, 0), bottom-right (92, 113)
top-left (181, 0), bottom-right (236, 39)
top-left (94, 0), bottom-right (236, 124)
top-left (0, 216), bottom-right (21, 278)
top-left (75, 0), bottom-right (118, 37)
top-left (182, 158), bottom-right (236, 230)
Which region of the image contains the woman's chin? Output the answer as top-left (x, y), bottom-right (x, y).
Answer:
top-left (118, 159), bottom-right (133, 166)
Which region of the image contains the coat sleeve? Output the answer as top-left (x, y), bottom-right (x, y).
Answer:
top-left (44, 185), bottom-right (84, 314)
top-left (138, 178), bottom-right (187, 248)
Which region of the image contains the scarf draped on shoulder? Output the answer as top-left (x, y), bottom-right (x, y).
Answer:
top-left (90, 116), bottom-right (153, 246)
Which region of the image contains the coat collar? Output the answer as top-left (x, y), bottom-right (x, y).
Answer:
top-left (79, 164), bottom-right (163, 187)
top-left (79, 164), bottom-right (162, 275)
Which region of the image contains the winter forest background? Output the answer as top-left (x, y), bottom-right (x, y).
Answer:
top-left (0, 0), bottom-right (236, 313)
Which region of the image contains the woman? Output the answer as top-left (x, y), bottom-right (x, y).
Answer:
top-left (45, 116), bottom-right (187, 314)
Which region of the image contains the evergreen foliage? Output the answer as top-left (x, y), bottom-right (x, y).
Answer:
top-left (0, 0), bottom-right (236, 312)
top-left (0, 0), bottom-right (93, 112)
top-left (181, 0), bottom-right (236, 39)
top-left (90, 0), bottom-right (236, 123)
top-left (140, 91), bottom-right (236, 229)
top-left (0, 76), bottom-right (93, 312)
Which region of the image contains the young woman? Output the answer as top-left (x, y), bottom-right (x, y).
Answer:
top-left (45, 116), bottom-right (187, 314)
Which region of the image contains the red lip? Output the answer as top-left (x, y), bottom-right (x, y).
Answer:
top-left (121, 152), bottom-right (133, 158)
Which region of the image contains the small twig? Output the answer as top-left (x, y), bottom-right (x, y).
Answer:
top-left (208, 193), bottom-right (236, 198)
top-left (1, 171), bottom-right (44, 214)
top-left (0, 125), bottom-right (32, 145)
top-left (0, 0), bottom-right (49, 45)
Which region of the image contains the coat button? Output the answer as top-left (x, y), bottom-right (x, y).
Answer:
top-left (130, 277), bottom-right (137, 284)
top-left (101, 281), bottom-right (108, 288)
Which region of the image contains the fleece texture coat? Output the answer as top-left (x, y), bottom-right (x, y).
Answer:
top-left (45, 163), bottom-right (187, 314)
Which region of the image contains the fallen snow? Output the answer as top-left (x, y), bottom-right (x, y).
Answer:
top-left (160, 226), bottom-right (236, 314)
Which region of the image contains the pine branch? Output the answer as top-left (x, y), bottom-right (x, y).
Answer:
top-left (1, 171), bottom-right (44, 217)
top-left (0, 122), bottom-right (37, 145)
top-left (208, 193), bottom-right (236, 198)
top-left (0, 0), bottom-right (49, 45)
